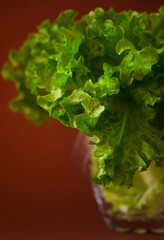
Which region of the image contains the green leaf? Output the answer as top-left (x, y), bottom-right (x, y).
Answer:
top-left (55, 10), bottom-right (77, 28)
top-left (119, 46), bottom-right (159, 86)
top-left (150, 6), bottom-right (164, 35)
top-left (116, 37), bottom-right (137, 55)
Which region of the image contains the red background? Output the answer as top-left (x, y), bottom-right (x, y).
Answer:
top-left (0, 0), bottom-right (163, 239)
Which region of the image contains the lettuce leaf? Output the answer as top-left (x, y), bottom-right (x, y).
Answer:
top-left (2, 6), bottom-right (164, 187)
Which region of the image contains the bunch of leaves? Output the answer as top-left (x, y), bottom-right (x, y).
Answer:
top-left (2, 6), bottom-right (164, 187)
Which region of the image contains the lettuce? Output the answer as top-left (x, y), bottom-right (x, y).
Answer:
top-left (2, 6), bottom-right (164, 187)
top-left (97, 161), bottom-right (164, 217)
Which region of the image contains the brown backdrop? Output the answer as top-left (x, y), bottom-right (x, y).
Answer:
top-left (0, 0), bottom-right (163, 239)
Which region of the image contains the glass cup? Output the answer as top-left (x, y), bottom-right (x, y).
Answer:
top-left (72, 132), bottom-right (164, 234)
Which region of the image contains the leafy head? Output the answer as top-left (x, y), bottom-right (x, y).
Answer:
top-left (2, 6), bottom-right (164, 186)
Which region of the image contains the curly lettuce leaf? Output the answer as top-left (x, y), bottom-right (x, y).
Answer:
top-left (2, 6), bottom-right (164, 186)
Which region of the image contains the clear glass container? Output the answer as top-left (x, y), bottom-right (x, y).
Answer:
top-left (72, 132), bottom-right (164, 234)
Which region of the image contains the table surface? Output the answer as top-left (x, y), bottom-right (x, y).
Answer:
top-left (0, 0), bottom-right (163, 239)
